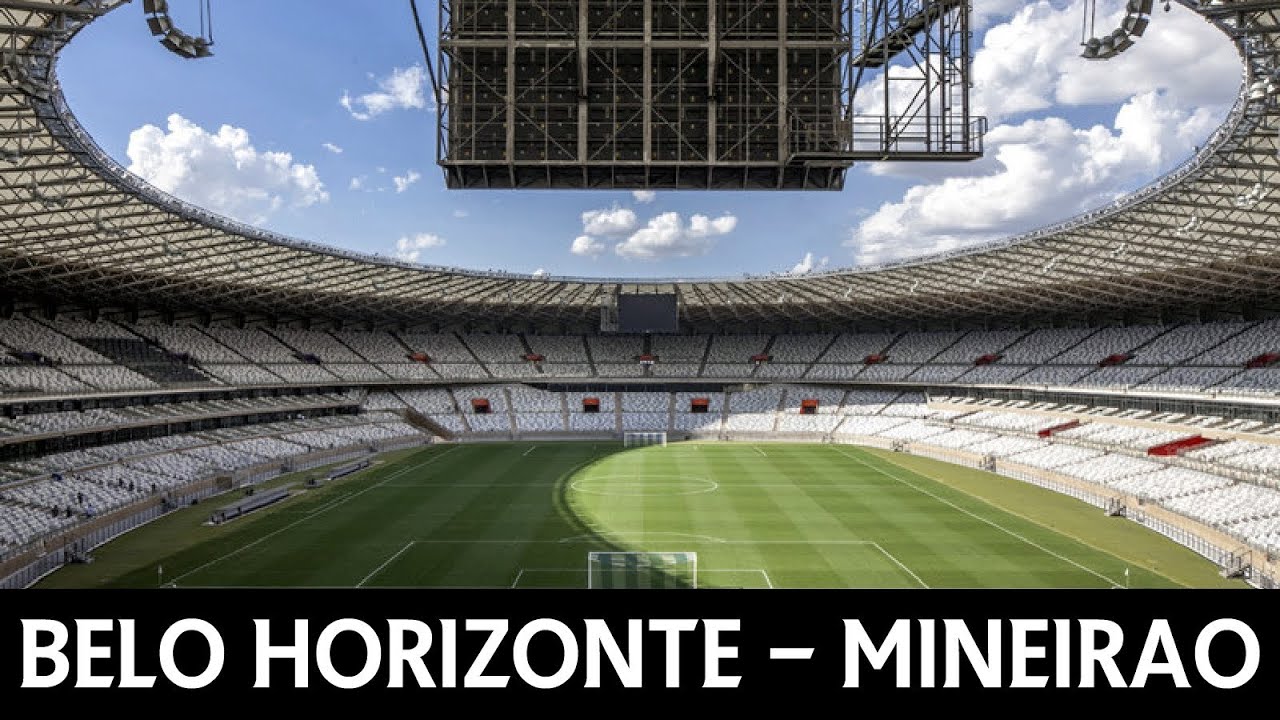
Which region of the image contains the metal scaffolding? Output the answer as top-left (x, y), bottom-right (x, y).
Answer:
top-left (437, 0), bottom-right (982, 189)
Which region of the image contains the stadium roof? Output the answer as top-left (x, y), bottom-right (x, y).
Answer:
top-left (1, 0), bottom-right (1280, 329)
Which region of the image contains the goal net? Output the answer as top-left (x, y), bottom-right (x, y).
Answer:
top-left (624, 431), bottom-right (667, 448)
top-left (587, 552), bottom-right (697, 589)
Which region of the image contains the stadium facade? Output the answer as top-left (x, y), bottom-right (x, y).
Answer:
top-left (2, 0), bottom-right (1280, 589)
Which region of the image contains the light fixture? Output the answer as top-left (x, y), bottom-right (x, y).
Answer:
top-left (1081, 0), bottom-right (1152, 61)
top-left (144, 0), bottom-right (214, 60)
top-left (1, 52), bottom-right (50, 100)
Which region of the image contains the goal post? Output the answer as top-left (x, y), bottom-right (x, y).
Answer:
top-left (623, 431), bottom-right (667, 448)
top-left (587, 552), bottom-right (697, 589)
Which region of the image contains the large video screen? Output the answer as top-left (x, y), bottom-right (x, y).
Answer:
top-left (617, 294), bottom-right (679, 334)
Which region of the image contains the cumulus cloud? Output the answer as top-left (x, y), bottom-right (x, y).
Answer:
top-left (393, 170), bottom-right (422, 193)
top-left (848, 91), bottom-right (1224, 264)
top-left (971, 0), bottom-right (1239, 123)
top-left (614, 212), bottom-right (738, 260)
top-left (790, 252), bottom-right (829, 275)
top-left (349, 176), bottom-right (366, 191)
top-left (126, 113), bottom-right (328, 226)
top-left (341, 65), bottom-right (428, 121)
top-left (322, 142), bottom-right (343, 154)
top-left (582, 205), bottom-right (638, 236)
top-left (395, 233), bottom-right (446, 262)
top-left (531, 268), bottom-right (549, 277)
top-left (571, 235), bottom-right (607, 258)
top-left (844, 1), bottom-right (1239, 265)
top-left (632, 190), bottom-right (657, 203)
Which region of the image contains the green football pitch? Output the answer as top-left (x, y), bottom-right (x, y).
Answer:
top-left (36, 442), bottom-right (1246, 589)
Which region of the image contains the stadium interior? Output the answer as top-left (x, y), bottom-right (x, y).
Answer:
top-left (2, 0), bottom-right (1280, 589)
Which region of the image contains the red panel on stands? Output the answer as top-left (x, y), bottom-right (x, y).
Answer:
top-left (1148, 435), bottom-right (1215, 456)
top-left (691, 398), bottom-right (710, 414)
top-left (864, 354), bottom-right (887, 365)
top-left (1098, 353), bottom-right (1134, 367)
top-left (1038, 420), bottom-right (1081, 438)
top-left (523, 353), bottom-right (545, 362)
top-left (471, 398), bottom-right (491, 414)
top-left (407, 352), bottom-right (431, 363)
top-left (974, 353), bottom-right (1002, 366)
top-left (1246, 353), bottom-right (1280, 369)
top-left (751, 353), bottom-right (772, 363)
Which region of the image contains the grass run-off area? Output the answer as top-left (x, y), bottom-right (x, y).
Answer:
top-left (36, 442), bottom-right (1245, 589)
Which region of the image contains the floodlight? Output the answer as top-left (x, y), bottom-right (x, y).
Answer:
top-left (1112, 29), bottom-right (1135, 53)
top-left (143, 0), bottom-right (169, 14)
top-left (146, 15), bottom-right (173, 36)
top-left (1126, 0), bottom-right (1154, 14)
top-left (1123, 15), bottom-right (1149, 36)
top-left (1097, 35), bottom-right (1118, 59)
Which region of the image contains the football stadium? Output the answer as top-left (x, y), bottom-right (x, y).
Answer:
top-left (2, 0), bottom-right (1280, 594)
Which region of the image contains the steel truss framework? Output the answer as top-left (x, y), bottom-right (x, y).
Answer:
top-left (438, 0), bottom-right (860, 189)
top-left (436, 0), bottom-right (980, 189)
top-left (0, 1), bottom-right (1278, 332)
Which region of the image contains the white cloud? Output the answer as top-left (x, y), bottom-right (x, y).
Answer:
top-left (395, 233), bottom-right (446, 262)
top-left (844, 1), bottom-right (1238, 265)
top-left (349, 176), bottom-right (366, 191)
top-left (614, 212), bottom-right (738, 260)
top-left (847, 91), bottom-right (1224, 265)
top-left (571, 235), bottom-right (606, 258)
top-left (322, 142), bottom-right (343, 154)
top-left (393, 170), bottom-right (422, 193)
top-left (632, 190), bottom-right (657, 203)
top-left (453, 209), bottom-right (469, 218)
top-left (126, 113), bottom-right (328, 226)
top-left (582, 205), bottom-right (638, 236)
top-left (531, 268), bottom-right (549, 277)
top-left (969, 0), bottom-right (1239, 124)
top-left (790, 253), bottom-right (829, 275)
top-left (341, 65), bottom-right (428, 121)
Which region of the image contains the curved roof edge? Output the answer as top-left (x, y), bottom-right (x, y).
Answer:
top-left (1, 0), bottom-right (1277, 328)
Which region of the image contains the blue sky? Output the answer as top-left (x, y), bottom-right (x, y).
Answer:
top-left (56, 0), bottom-right (1240, 278)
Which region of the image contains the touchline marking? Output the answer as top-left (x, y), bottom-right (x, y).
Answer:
top-left (834, 447), bottom-right (1122, 588)
top-left (754, 446), bottom-right (768, 457)
top-left (872, 542), bottom-right (929, 589)
top-left (770, 648), bottom-right (813, 660)
top-left (168, 446), bottom-right (461, 586)
top-left (510, 569), bottom-right (525, 588)
top-left (523, 446), bottom-right (538, 456)
top-left (357, 541), bottom-right (415, 588)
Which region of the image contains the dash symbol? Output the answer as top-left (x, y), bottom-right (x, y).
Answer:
top-left (770, 647), bottom-right (814, 660)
